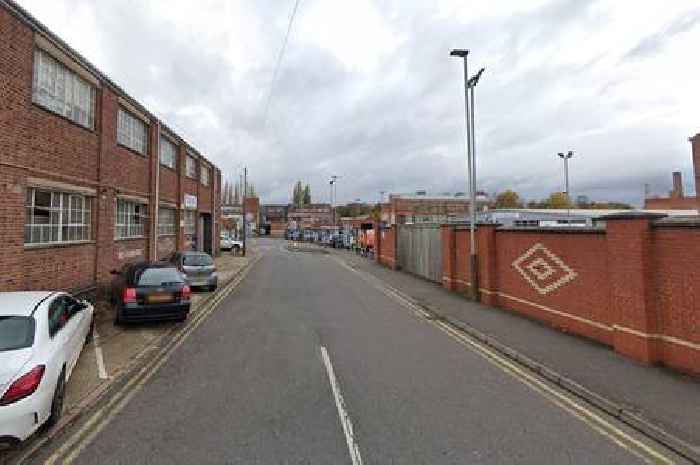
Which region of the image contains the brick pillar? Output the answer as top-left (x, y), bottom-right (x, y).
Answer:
top-left (605, 212), bottom-right (666, 364)
top-left (691, 134), bottom-right (700, 211)
top-left (176, 144), bottom-right (186, 251)
top-left (148, 122), bottom-right (159, 261)
top-left (441, 224), bottom-right (456, 290)
top-left (477, 224), bottom-right (499, 306)
top-left (374, 221), bottom-right (381, 263)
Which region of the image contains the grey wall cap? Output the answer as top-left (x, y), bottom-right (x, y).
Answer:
top-left (601, 211), bottom-right (667, 221)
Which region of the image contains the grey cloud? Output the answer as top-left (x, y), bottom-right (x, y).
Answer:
top-left (624, 9), bottom-right (700, 61)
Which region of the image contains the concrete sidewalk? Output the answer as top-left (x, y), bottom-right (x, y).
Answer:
top-left (334, 249), bottom-right (700, 458)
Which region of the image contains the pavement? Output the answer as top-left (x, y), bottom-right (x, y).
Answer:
top-left (22, 238), bottom-right (692, 464)
top-left (333, 247), bottom-right (700, 459)
top-left (0, 249), bottom-right (252, 464)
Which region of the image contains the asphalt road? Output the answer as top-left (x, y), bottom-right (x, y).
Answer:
top-left (24, 239), bottom-right (689, 465)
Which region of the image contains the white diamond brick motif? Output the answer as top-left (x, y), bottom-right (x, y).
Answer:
top-left (512, 243), bottom-right (577, 295)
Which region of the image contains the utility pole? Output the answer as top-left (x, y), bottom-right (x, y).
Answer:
top-left (242, 167), bottom-right (247, 256)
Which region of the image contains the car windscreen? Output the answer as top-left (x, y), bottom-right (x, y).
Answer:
top-left (0, 316), bottom-right (35, 351)
top-left (183, 254), bottom-right (214, 266)
top-left (136, 267), bottom-right (184, 286)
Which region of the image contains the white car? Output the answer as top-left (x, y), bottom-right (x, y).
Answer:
top-left (220, 236), bottom-right (243, 253)
top-left (0, 292), bottom-right (94, 445)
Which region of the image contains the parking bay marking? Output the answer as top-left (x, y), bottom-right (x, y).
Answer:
top-left (92, 328), bottom-right (110, 380)
top-left (41, 255), bottom-right (261, 465)
top-left (332, 256), bottom-right (678, 465)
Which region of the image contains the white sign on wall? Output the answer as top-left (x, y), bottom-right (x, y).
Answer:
top-left (184, 194), bottom-right (198, 209)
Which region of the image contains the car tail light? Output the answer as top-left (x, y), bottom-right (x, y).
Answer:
top-left (0, 365), bottom-right (45, 406)
top-left (181, 285), bottom-right (191, 301)
top-left (123, 287), bottom-right (137, 304)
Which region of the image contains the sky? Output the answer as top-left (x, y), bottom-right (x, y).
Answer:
top-left (17, 0), bottom-right (700, 206)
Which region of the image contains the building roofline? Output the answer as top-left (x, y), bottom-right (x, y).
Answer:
top-left (1, 0), bottom-right (219, 172)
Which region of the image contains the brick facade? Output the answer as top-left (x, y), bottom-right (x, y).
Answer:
top-left (0, 1), bottom-right (220, 293)
top-left (378, 215), bottom-right (700, 375)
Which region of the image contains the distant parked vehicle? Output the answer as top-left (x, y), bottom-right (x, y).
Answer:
top-left (168, 251), bottom-right (218, 292)
top-left (0, 291), bottom-right (94, 445)
top-left (110, 262), bottom-right (191, 324)
top-left (220, 235), bottom-right (242, 253)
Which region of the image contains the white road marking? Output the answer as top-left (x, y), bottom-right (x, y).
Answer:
top-left (92, 328), bottom-right (110, 380)
top-left (320, 346), bottom-right (363, 465)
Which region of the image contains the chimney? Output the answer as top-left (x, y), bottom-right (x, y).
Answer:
top-left (672, 171), bottom-right (683, 198)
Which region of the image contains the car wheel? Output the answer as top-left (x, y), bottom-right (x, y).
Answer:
top-left (114, 308), bottom-right (124, 326)
top-left (209, 285), bottom-right (217, 292)
top-left (176, 314), bottom-right (187, 323)
top-left (46, 369), bottom-right (66, 428)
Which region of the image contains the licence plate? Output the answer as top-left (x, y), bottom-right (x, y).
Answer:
top-left (147, 293), bottom-right (174, 304)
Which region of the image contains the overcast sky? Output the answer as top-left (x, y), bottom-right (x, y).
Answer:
top-left (18, 0), bottom-right (700, 206)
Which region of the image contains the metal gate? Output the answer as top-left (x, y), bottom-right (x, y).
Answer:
top-left (397, 224), bottom-right (443, 283)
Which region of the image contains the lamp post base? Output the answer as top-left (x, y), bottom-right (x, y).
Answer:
top-left (470, 253), bottom-right (479, 302)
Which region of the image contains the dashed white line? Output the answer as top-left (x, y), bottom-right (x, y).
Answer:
top-left (320, 346), bottom-right (364, 465)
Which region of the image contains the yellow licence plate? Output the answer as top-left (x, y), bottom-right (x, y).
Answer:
top-left (147, 293), bottom-right (174, 304)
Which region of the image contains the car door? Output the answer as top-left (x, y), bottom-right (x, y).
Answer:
top-left (46, 295), bottom-right (71, 379)
top-left (65, 296), bottom-right (88, 368)
top-left (53, 295), bottom-right (81, 379)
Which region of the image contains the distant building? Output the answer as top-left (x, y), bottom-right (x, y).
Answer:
top-left (288, 204), bottom-right (332, 230)
top-left (644, 171), bottom-right (697, 210)
top-left (644, 135), bottom-right (700, 211)
top-left (260, 204), bottom-right (289, 237)
top-left (480, 208), bottom-right (696, 228)
top-left (381, 191), bottom-right (489, 225)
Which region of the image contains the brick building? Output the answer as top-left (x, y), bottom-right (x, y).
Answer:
top-left (288, 204), bottom-right (332, 229)
top-left (644, 136), bottom-right (700, 210)
top-left (381, 192), bottom-right (488, 225)
top-left (0, 0), bottom-right (221, 293)
top-left (260, 204), bottom-right (289, 237)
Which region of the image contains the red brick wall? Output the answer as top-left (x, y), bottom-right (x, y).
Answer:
top-left (493, 229), bottom-right (612, 345)
top-left (101, 88), bottom-right (150, 195)
top-left (159, 165), bottom-right (178, 203)
top-left (651, 226), bottom-right (700, 373)
top-left (376, 226), bottom-right (397, 269)
top-left (157, 236), bottom-right (176, 261)
top-left (644, 196), bottom-right (697, 210)
top-left (24, 244), bottom-right (95, 291)
top-left (436, 217), bottom-right (700, 375)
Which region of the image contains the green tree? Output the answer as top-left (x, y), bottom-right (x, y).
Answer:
top-left (543, 192), bottom-right (573, 209)
top-left (292, 181), bottom-right (304, 208)
top-left (303, 184), bottom-right (311, 205)
top-left (494, 190), bottom-right (523, 209)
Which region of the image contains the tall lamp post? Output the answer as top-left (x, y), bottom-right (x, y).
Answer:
top-left (558, 151), bottom-right (574, 215)
top-left (330, 175), bottom-right (340, 225)
top-left (451, 48), bottom-right (485, 301)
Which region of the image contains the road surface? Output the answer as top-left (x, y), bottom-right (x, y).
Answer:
top-left (25, 238), bottom-right (688, 465)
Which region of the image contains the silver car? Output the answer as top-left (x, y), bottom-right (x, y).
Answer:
top-left (168, 252), bottom-right (218, 292)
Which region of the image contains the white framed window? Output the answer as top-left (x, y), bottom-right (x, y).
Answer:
top-left (184, 210), bottom-right (196, 235)
top-left (201, 165), bottom-right (210, 186)
top-left (117, 109), bottom-right (147, 155)
top-left (186, 154), bottom-right (197, 178)
top-left (32, 49), bottom-right (96, 129)
top-left (160, 136), bottom-right (177, 169)
top-left (158, 208), bottom-right (176, 236)
top-left (25, 188), bottom-right (92, 245)
top-left (115, 199), bottom-right (147, 239)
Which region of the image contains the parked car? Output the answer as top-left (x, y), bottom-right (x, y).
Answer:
top-left (168, 251), bottom-right (218, 292)
top-left (221, 235), bottom-right (243, 253)
top-left (0, 291), bottom-right (94, 445)
top-left (110, 262), bottom-right (191, 324)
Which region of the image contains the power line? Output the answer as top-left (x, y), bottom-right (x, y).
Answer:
top-left (262, 0), bottom-right (301, 127)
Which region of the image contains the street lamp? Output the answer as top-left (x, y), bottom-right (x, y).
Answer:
top-left (557, 151), bottom-right (574, 213)
top-left (330, 175), bottom-right (340, 225)
top-left (451, 48), bottom-right (485, 302)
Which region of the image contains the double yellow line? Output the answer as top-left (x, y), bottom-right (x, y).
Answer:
top-left (41, 255), bottom-right (261, 465)
top-left (333, 256), bottom-right (678, 465)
